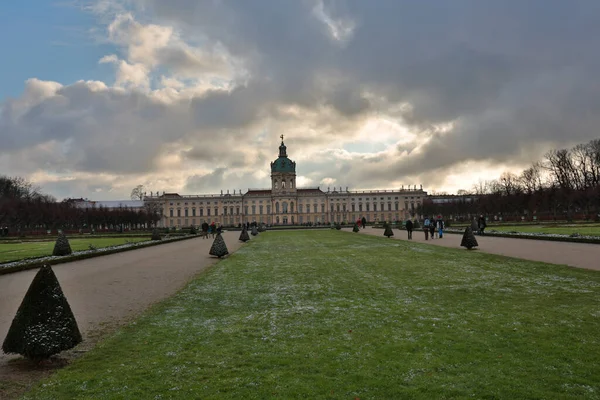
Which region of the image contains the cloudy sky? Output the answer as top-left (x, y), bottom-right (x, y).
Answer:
top-left (1, 1), bottom-right (599, 200)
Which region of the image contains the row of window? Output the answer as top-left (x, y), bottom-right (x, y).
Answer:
top-left (168, 201), bottom-right (420, 217)
top-left (168, 201), bottom-right (417, 217)
top-left (168, 196), bottom-right (422, 207)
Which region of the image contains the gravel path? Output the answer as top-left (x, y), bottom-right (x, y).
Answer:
top-left (351, 227), bottom-right (600, 271)
top-left (0, 231), bottom-right (243, 368)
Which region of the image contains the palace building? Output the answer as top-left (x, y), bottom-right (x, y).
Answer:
top-left (146, 137), bottom-right (427, 227)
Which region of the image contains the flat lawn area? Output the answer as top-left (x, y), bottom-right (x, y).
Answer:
top-left (0, 237), bottom-right (150, 263)
top-left (486, 223), bottom-right (600, 236)
top-left (23, 231), bottom-right (600, 399)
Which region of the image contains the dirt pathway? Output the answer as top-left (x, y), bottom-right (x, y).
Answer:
top-left (350, 227), bottom-right (600, 271)
top-left (0, 231), bottom-right (244, 371)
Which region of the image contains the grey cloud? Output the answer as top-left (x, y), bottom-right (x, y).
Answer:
top-left (190, 83), bottom-right (267, 130)
top-left (185, 167), bottom-right (227, 192)
top-left (4, 0), bottom-right (600, 199)
top-left (0, 79), bottom-right (275, 176)
top-left (134, 0), bottom-right (600, 173)
top-left (328, 85), bottom-right (370, 117)
top-left (184, 168), bottom-right (268, 193)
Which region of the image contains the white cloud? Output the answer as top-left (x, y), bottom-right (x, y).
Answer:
top-left (312, 0), bottom-right (356, 44)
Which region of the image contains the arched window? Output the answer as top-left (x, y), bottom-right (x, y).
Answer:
top-left (274, 180), bottom-right (278, 189)
top-left (282, 202), bottom-right (288, 213)
top-left (282, 181), bottom-right (286, 189)
top-left (290, 180), bottom-right (293, 189)
top-left (290, 202), bottom-right (294, 212)
top-left (276, 202), bottom-right (280, 213)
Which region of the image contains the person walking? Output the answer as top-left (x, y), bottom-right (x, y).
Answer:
top-left (471, 217), bottom-right (479, 234)
top-left (405, 218), bottom-right (413, 240)
top-left (201, 222), bottom-right (209, 239)
top-left (429, 219), bottom-right (436, 239)
top-left (423, 216), bottom-right (430, 240)
top-left (361, 216), bottom-right (367, 229)
top-left (478, 215), bottom-right (487, 235)
top-left (436, 216), bottom-right (444, 238)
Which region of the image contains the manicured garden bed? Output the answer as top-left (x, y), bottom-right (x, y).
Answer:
top-left (483, 223), bottom-right (600, 236)
top-left (22, 230), bottom-right (600, 399)
top-left (443, 226), bottom-right (600, 244)
top-left (0, 237), bottom-right (150, 264)
top-left (0, 234), bottom-right (199, 276)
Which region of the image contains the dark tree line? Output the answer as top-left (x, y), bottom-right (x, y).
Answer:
top-left (0, 176), bottom-right (161, 235)
top-left (418, 138), bottom-right (600, 222)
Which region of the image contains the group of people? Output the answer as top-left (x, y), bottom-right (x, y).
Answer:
top-left (200, 222), bottom-right (222, 239)
top-left (355, 217), bottom-right (368, 229)
top-left (404, 216), bottom-right (445, 240)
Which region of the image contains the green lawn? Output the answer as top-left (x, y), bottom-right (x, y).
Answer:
top-left (23, 231), bottom-right (600, 399)
top-left (0, 237), bottom-right (150, 263)
top-left (485, 224), bottom-right (600, 236)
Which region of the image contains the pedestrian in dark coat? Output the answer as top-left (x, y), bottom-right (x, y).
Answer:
top-left (478, 215), bottom-right (487, 235)
top-left (405, 219), bottom-right (413, 239)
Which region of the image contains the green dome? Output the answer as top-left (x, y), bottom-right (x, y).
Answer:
top-left (271, 140), bottom-right (296, 173)
top-left (271, 157), bottom-right (296, 173)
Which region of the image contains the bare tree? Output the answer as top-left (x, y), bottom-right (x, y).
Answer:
top-left (497, 172), bottom-right (521, 196)
top-left (143, 200), bottom-right (163, 227)
top-left (520, 162), bottom-right (545, 194)
top-left (472, 179), bottom-right (492, 195)
top-left (130, 185), bottom-right (145, 201)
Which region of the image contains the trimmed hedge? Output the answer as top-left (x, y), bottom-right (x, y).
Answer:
top-left (2, 265), bottom-right (82, 360)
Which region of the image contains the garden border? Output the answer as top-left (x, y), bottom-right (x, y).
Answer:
top-left (442, 229), bottom-right (600, 244)
top-left (0, 234), bottom-right (199, 276)
top-left (370, 225), bottom-right (600, 244)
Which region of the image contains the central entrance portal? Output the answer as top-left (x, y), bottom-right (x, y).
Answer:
top-left (283, 216), bottom-right (288, 224)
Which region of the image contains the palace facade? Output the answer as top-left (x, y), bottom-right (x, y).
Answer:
top-left (146, 138), bottom-right (427, 227)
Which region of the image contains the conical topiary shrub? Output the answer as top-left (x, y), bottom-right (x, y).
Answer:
top-left (52, 233), bottom-right (72, 256)
top-left (257, 224), bottom-right (266, 232)
top-left (189, 225), bottom-right (197, 235)
top-left (384, 223), bottom-right (394, 238)
top-left (353, 224), bottom-right (360, 233)
top-left (335, 223), bottom-right (342, 230)
top-left (2, 265), bottom-right (82, 361)
top-left (461, 226), bottom-right (479, 250)
top-left (151, 229), bottom-right (161, 241)
top-left (251, 226), bottom-right (258, 236)
top-left (239, 228), bottom-right (250, 242)
top-left (209, 233), bottom-right (229, 258)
